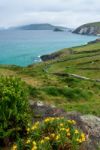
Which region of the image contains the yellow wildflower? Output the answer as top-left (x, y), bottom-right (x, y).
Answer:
top-left (40, 139), bottom-right (45, 144)
top-left (31, 126), bottom-right (36, 130)
top-left (60, 123), bottom-right (64, 127)
top-left (60, 128), bottom-right (66, 131)
top-left (32, 141), bottom-right (37, 146)
top-left (44, 136), bottom-right (50, 141)
top-left (31, 121), bottom-right (39, 130)
top-left (27, 128), bottom-right (30, 132)
top-left (11, 144), bottom-right (17, 150)
top-left (44, 117), bottom-right (55, 123)
top-left (32, 141), bottom-right (37, 150)
top-left (81, 133), bottom-right (86, 142)
top-left (55, 134), bottom-right (60, 140)
top-left (34, 121), bottom-right (40, 126)
top-left (76, 138), bottom-right (82, 143)
top-left (67, 120), bottom-right (76, 124)
top-left (75, 129), bottom-right (79, 134)
top-left (31, 146), bottom-right (37, 150)
top-left (50, 133), bottom-right (55, 138)
top-left (44, 118), bottom-right (49, 123)
top-left (56, 117), bottom-right (60, 120)
top-left (66, 128), bottom-right (70, 132)
top-left (82, 137), bottom-right (86, 142)
top-left (71, 120), bottom-right (76, 124)
top-left (26, 139), bottom-right (31, 144)
top-left (78, 139), bottom-right (82, 143)
top-left (81, 133), bottom-right (85, 138)
top-left (67, 132), bottom-right (71, 137)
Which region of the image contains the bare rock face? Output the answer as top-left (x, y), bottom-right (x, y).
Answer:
top-left (30, 101), bottom-right (100, 149)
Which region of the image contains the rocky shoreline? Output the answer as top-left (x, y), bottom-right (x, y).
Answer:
top-left (40, 39), bottom-right (100, 62)
top-left (40, 49), bottom-right (74, 61)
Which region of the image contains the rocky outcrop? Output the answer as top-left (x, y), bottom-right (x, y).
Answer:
top-left (30, 101), bottom-right (100, 150)
top-left (53, 27), bottom-right (64, 32)
top-left (41, 49), bottom-right (74, 61)
top-left (73, 22), bottom-right (100, 35)
top-left (88, 38), bottom-right (100, 44)
top-left (79, 115), bottom-right (100, 150)
top-left (40, 52), bottom-right (61, 61)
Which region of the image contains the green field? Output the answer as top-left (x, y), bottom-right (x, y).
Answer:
top-left (0, 40), bottom-right (100, 116)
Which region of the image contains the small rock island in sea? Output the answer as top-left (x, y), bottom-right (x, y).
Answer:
top-left (53, 27), bottom-right (64, 32)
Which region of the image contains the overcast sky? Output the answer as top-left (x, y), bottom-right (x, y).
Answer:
top-left (0, 0), bottom-right (100, 28)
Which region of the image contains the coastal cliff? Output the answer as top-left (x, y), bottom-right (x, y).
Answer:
top-left (73, 22), bottom-right (100, 36)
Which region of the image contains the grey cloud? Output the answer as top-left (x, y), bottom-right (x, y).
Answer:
top-left (0, 0), bottom-right (100, 28)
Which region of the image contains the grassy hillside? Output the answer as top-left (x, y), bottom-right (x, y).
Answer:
top-left (0, 40), bottom-right (100, 116)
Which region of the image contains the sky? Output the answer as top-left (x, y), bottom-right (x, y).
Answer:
top-left (0, 0), bottom-right (100, 28)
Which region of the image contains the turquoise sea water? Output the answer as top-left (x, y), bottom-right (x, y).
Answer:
top-left (0, 30), bottom-right (97, 66)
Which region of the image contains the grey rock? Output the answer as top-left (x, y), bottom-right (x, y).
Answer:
top-left (40, 52), bottom-right (61, 61)
top-left (79, 115), bottom-right (100, 150)
top-left (80, 115), bottom-right (100, 137)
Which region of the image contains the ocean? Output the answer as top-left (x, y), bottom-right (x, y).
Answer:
top-left (0, 30), bottom-right (97, 66)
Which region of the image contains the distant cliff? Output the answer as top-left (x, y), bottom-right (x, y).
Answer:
top-left (14, 23), bottom-right (69, 31)
top-left (73, 22), bottom-right (100, 36)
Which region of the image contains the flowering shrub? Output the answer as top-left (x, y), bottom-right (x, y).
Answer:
top-left (13, 117), bottom-right (86, 150)
top-left (0, 77), bottom-right (30, 146)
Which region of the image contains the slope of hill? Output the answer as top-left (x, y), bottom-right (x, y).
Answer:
top-left (14, 23), bottom-right (69, 31)
top-left (0, 39), bottom-right (100, 116)
top-left (73, 22), bottom-right (100, 35)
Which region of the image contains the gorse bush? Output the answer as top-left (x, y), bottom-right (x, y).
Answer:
top-left (43, 86), bottom-right (60, 96)
top-left (12, 117), bottom-right (86, 150)
top-left (0, 76), bottom-right (31, 146)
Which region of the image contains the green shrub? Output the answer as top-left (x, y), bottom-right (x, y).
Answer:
top-left (61, 87), bottom-right (92, 100)
top-left (28, 85), bottom-right (39, 97)
top-left (43, 86), bottom-right (60, 96)
top-left (43, 86), bottom-right (91, 101)
top-left (64, 77), bottom-right (79, 87)
top-left (0, 76), bottom-right (31, 146)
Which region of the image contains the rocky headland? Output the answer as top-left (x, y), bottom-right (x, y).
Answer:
top-left (73, 22), bottom-right (100, 36)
